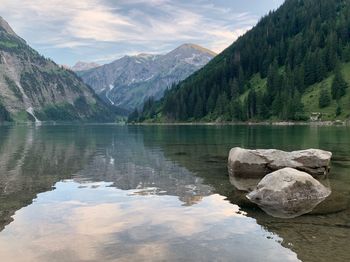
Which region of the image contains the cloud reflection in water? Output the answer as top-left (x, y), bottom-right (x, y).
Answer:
top-left (0, 180), bottom-right (299, 262)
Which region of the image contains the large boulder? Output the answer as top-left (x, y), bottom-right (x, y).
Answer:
top-left (228, 147), bottom-right (332, 179)
top-left (246, 168), bottom-right (331, 218)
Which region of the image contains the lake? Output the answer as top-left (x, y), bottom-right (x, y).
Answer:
top-left (0, 125), bottom-right (349, 262)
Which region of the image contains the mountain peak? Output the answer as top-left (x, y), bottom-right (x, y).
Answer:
top-left (0, 16), bottom-right (18, 36)
top-left (0, 16), bottom-right (26, 44)
top-left (79, 43), bottom-right (215, 109)
top-left (175, 43), bottom-right (217, 56)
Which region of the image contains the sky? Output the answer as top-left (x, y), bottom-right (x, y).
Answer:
top-left (0, 0), bottom-right (284, 66)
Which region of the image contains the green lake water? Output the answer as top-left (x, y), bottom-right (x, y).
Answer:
top-left (0, 125), bottom-right (349, 262)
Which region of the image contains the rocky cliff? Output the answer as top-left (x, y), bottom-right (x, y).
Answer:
top-left (0, 16), bottom-right (115, 122)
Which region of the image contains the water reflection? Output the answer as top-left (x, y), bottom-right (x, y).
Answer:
top-left (72, 130), bottom-right (213, 206)
top-left (0, 126), bottom-right (96, 231)
top-left (0, 125), bottom-right (349, 262)
top-left (0, 125), bottom-right (215, 233)
top-left (0, 180), bottom-right (299, 262)
top-left (140, 125), bottom-right (350, 262)
top-left (229, 175), bottom-right (260, 192)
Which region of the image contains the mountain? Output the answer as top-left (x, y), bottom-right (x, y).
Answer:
top-left (137, 0), bottom-right (350, 123)
top-left (78, 44), bottom-right (216, 110)
top-left (71, 61), bottom-right (100, 72)
top-left (0, 16), bottom-right (116, 122)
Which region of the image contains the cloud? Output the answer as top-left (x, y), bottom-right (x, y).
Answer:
top-left (0, 180), bottom-right (299, 262)
top-left (0, 0), bottom-right (284, 65)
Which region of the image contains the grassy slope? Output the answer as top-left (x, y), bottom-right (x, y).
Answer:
top-left (142, 65), bottom-right (350, 123)
top-left (301, 63), bottom-right (350, 120)
top-left (238, 64), bottom-right (350, 121)
top-left (239, 74), bottom-right (267, 103)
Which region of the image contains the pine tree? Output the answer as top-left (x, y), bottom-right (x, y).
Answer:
top-left (194, 97), bottom-right (204, 119)
top-left (206, 91), bottom-right (216, 115)
top-left (247, 89), bottom-right (257, 118)
top-left (214, 92), bottom-right (229, 116)
top-left (294, 65), bottom-right (305, 93)
top-left (267, 61), bottom-right (280, 101)
top-left (230, 78), bottom-right (240, 99)
top-left (336, 104), bottom-right (342, 116)
top-left (331, 67), bottom-right (348, 100)
top-left (315, 50), bottom-right (327, 82)
top-left (319, 87), bottom-right (331, 108)
top-left (238, 66), bottom-right (245, 93)
top-left (230, 99), bottom-right (243, 120)
top-left (304, 52), bottom-right (316, 85)
top-left (290, 90), bottom-right (306, 120)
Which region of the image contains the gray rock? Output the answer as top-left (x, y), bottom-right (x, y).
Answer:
top-left (246, 168), bottom-right (331, 218)
top-left (228, 147), bottom-right (332, 178)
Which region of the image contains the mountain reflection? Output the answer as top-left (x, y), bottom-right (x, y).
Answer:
top-left (72, 127), bottom-right (213, 205)
top-left (0, 125), bottom-right (349, 262)
top-left (0, 126), bottom-right (97, 231)
top-left (0, 125), bottom-right (214, 232)
top-left (0, 125), bottom-right (301, 262)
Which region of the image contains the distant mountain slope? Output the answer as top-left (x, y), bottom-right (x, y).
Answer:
top-left (78, 44), bottom-right (216, 110)
top-left (138, 0), bottom-right (350, 123)
top-left (71, 61), bottom-right (100, 72)
top-left (0, 16), bottom-right (116, 122)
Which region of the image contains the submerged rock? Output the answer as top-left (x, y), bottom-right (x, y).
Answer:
top-left (246, 168), bottom-right (331, 218)
top-left (229, 175), bottom-right (260, 192)
top-left (228, 147), bottom-right (332, 178)
top-left (309, 191), bottom-right (349, 215)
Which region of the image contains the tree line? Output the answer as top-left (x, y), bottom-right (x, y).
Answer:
top-left (133, 0), bottom-right (349, 122)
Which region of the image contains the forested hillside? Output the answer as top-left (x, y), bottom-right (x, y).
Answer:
top-left (135, 0), bottom-right (350, 122)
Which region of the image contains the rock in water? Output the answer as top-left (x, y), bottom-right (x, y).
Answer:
top-left (228, 147), bottom-right (332, 178)
top-left (229, 176), bottom-right (261, 192)
top-left (246, 168), bottom-right (331, 218)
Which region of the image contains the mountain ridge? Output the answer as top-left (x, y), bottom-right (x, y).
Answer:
top-left (78, 43), bottom-right (216, 110)
top-left (0, 17), bottom-right (116, 122)
top-left (0, 16), bottom-right (20, 38)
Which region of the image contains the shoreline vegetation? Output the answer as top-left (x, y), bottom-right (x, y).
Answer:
top-left (130, 120), bottom-right (350, 126)
top-left (0, 119), bottom-right (349, 126)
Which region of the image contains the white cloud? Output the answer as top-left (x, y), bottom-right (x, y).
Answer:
top-left (0, 0), bottom-right (282, 65)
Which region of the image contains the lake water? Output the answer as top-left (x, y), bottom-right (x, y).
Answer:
top-left (0, 125), bottom-right (349, 262)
